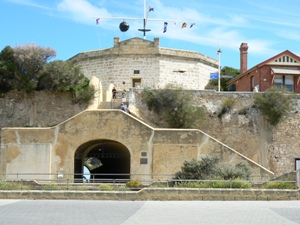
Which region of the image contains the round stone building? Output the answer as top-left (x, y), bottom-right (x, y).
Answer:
top-left (69, 37), bottom-right (218, 101)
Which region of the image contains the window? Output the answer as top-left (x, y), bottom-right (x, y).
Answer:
top-left (251, 76), bottom-right (255, 91)
top-left (274, 75), bottom-right (294, 92)
top-left (274, 75), bottom-right (283, 87)
top-left (296, 158), bottom-right (300, 170)
top-left (134, 70), bottom-right (140, 74)
top-left (285, 75), bottom-right (294, 92)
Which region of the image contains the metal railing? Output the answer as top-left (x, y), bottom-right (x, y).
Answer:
top-left (0, 172), bottom-right (299, 190)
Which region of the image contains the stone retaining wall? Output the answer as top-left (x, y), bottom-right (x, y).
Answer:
top-left (0, 188), bottom-right (299, 200)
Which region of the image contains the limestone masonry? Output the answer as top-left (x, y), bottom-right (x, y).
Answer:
top-left (69, 37), bottom-right (218, 101)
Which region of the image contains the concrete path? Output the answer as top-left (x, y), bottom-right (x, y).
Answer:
top-left (0, 200), bottom-right (299, 225)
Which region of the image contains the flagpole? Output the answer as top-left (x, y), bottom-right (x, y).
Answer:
top-left (144, 0), bottom-right (146, 19)
top-left (217, 47), bottom-right (222, 92)
top-left (138, 0), bottom-right (151, 39)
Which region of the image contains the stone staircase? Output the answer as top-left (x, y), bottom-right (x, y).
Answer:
top-left (97, 93), bottom-right (128, 109)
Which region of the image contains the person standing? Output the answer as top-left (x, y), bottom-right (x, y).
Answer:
top-left (112, 87), bottom-right (117, 101)
top-left (122, 89), bottom-right (127, 103)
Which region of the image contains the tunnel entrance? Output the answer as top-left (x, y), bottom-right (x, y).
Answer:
top-left (74, 140), bottom-right (130, 183)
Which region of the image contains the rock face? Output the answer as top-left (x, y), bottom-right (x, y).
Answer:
top-left (129, 90), bottom-right (300, 177)
top-left (0, 90), bottom-right (86, 136)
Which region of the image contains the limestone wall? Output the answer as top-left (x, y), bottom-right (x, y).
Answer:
top-left (75, 55), bottom-right (160, 93)
top-left (130, 90), bottom-right (300, 177)
top-left (0, 91), bottom-right (85, 129)
top-left (1, 89), bottom-right (300, 178)
top-left (1, 108), bottom-right (273, 182)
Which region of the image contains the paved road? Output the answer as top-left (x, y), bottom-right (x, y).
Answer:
top-left (0, 200), bottom-right (300, 225)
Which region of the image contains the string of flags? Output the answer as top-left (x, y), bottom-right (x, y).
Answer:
top-left (164, 22), bottom-right (195, 33)
top-left (95, 5), bottom-right (195, 34)
top-left (163, 22), bottom-right (168, 33)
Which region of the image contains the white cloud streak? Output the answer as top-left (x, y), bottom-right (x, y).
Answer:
top-left (4, 0), bottom-right (52, 9)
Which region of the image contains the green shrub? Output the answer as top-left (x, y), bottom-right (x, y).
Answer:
top-left (150, 182), bottom-right (169, 188)
top-left (175, 156), bottom-right (220, 180)
top-left (173, 180), bottom-right (251, 189)
top-left (253, 86), bottom-right (293, 126)
top-left (142, 86), bottom-right (206, 128)
top-left (231, 180), bottom-right (252, 188)
top-left (41, 183), bottom-right (62, 190)
top-left (99, 184), bottom-right (113, 191)
top-left (126, 180), bottom-right (142, 188)
top-left (217, 162), bottom-right (251, 180)
top-left (0, 181), bottom-right (31, 190)
top-left (263, 181), bottom-right (296, 189)
top-left (0, 181), bottom-right (15, 190)
top-left (175, 156), bottom-right (252, 181)
top-left (218, 98), bottom-right (235, 117)
top-left (72, 84), bottom-right (95, 104)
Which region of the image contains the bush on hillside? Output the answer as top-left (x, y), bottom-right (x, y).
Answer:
top-left (218, 98), bottom-right (236, 117)
top-left (142, 85), bottom-right (206, 128)
top-left (253, 86), bottom-right (293, 126)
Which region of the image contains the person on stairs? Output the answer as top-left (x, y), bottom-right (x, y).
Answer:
top-left (112, 87), bottom-right (117, 101)
top-left (120, 103), bottom-right (130, 114)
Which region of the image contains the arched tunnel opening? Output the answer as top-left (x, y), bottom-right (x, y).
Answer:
top-left (74, 140), bottom-right (130, 183)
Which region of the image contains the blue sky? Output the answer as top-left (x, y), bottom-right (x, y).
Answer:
top-left (1, 0), bottom-right (300, 70)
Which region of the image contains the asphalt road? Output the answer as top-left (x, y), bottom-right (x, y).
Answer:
top-left (0, 200), bottom-right (300, 225)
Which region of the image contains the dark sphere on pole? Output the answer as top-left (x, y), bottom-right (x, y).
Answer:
top-left (119, 22), bottom-right (130, 32)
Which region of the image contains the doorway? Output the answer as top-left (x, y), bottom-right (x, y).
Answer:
top-left (132, 78), bottom-right (141, 88)
top-left (74, 140), bottom-right (130, 183)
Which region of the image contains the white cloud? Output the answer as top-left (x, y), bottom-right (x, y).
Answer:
top-left (4, 0), bottom-right (52, 9)
top-left (57, 0), bottom-right (110, 25)
top-left (277, 30), bottom-right (300, 42)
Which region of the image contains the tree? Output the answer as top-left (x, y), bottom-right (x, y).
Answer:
top-left (38, 60), bottom-right (83, 92)
top-left (205, 66), bottom-right (240, 91)
top-left (12, 43), bottom-right (56, 93)
top-left (253, 86), bottom-right (293, 126)
top-left (0, 44), bottom-right (94, 104)
top-left (38, 60), bottom-right (95, 104)
top-left (0, 46), bottom-right (17, 93)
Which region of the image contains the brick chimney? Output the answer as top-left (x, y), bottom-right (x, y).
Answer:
top-left (239, 43), bottom-right (248, 74)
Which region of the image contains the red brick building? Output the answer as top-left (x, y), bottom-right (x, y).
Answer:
top-left (227, 43), bottom-right (300, 92)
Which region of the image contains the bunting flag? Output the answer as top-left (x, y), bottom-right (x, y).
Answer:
top-left (163, 22), bottom-right (168, 33)
top-left (182, 22), bottom-right (187, 28)
top-left (190, 23), bottom-right (195, 28)
top-left (96, 18), bottom-right (100, 25)
top-left (149, 7), bottom-right (154, 12)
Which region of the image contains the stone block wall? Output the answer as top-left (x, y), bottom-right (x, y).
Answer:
top-left (130, 89), bottom-right (300, 177)
top-left (70, 37), bottom-right (218, 100)
top-left (0, 188), bottom-right (299, 200)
